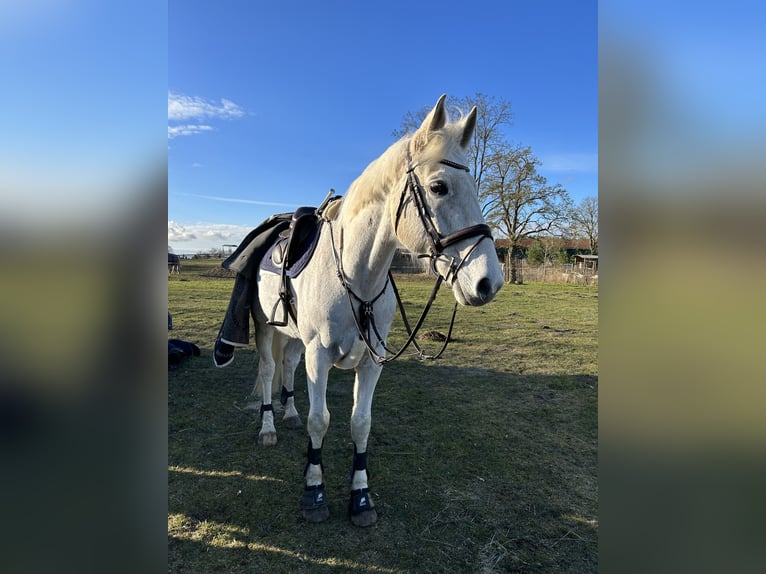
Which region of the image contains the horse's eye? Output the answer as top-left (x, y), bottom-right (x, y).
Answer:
top-left (429, 180), bottom-right (448, 196)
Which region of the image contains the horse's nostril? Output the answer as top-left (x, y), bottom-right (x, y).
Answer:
top-left (477, 277), bottom-right (493, 301)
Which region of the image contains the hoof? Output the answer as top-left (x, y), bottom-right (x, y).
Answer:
top-left (349, 488), bottom-right (377, 527)
top-left (283, 414), bottom-right (303, 429)
top-left (303, 505), bottom-right (330, 523)
top-left (258, 431), bottom-right (278, 446)
top-left (301, 484), bottom-right (329, 523)
top-left (351, 508), bottom-right (378, 527)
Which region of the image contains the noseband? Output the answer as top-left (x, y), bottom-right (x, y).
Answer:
top-left (394, 152), bottom-right (493, 283)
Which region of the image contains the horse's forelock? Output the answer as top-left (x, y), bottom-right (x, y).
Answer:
top-left (414, 124), bottom-right (467, 166)
top-left (412, 105), bottom-right (470, 159)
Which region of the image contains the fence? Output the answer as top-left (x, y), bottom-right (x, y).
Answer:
top-left (390, 250), bottom-right (430, 274)
top-left (392, 251), bottom-right (597, 286)
top-left (524, 262), bottom-right (598, 285)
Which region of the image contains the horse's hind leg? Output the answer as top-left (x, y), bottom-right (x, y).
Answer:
top-left (242, 330), bottom-right (287, 412)
top-left (242, 364), bottom-right (264, 412)
top-left (254, 327), bottom-right (278, 446)
top-left (280, 338), bottom-right (304, 430)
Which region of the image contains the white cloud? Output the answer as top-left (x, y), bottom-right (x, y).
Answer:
top-left (188, 193), bottom-right (299, 208)
top-left (168, 220), bottom-right (197, 242)
top-left (168, 92), bottom-right (244, 121)
top-left (168, 124), bottom-right (214, 139)
top-left (167, 91), bottom-right (245, 139)
top-left (168, 220), bottom-right (255, 253)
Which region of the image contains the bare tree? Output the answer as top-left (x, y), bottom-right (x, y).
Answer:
top-left (568, 195), bottom-right (598, 254)
top-left (394, 94), bottom-right (575, 283)
top-left (454, 93), bottom-right (513, 198)
top-left (393, 93), bottom-right (513, 199)
top-left (482, 143), bottom-right (571, 283)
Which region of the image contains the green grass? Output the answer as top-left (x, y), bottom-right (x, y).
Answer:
top-left (169, 259), bottom-right (598, 573)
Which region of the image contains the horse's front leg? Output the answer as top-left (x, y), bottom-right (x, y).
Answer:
top-left (254, 327), bottom-right (278, 446)
top-left (300, 347), bottom-right (332, 522)
top-left (349, 358), bottom-right (382, 527)
top-left (280, 337), bottom-right (304, 430)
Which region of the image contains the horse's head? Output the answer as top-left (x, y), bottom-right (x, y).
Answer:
top-left (392, 95), bottom-right (504, 306)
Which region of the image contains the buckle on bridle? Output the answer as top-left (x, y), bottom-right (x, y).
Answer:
top-left (420, 252), bottom-right (459, 283)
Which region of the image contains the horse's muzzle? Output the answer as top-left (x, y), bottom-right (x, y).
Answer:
top-left (476, 276), bottom-right (499, 304)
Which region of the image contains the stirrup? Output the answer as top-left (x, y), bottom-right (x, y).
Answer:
top-left (267, 294), bottom-right (289, 326)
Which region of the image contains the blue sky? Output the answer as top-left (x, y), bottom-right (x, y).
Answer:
top-left (1, 1), bottom-right (165, 226)
top-left (169, 0), bottom-right (598, 254)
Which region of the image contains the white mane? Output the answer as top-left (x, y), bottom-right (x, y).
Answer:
top-left (338, 111), bottom-right (468, 224)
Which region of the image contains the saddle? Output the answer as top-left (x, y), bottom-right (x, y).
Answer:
top-left (261, 191), bottom-right (342, 326)
top-left (264, 206), bottom-right (322, 276)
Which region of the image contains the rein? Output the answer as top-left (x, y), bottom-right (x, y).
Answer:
top-left (329, 152), bottom-right (493, 366)
top-left (328, 222), bottom-right (456, 366)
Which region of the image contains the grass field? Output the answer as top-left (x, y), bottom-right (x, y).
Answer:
top-left (168, 259), bottom-right (598, 573)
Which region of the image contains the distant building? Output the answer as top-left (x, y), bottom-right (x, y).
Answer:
top-left (572, 254), bottom-right (598, 274)
top-left (562, 254), bottom-right (598, 285)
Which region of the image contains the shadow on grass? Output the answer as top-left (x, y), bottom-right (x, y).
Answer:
top-left (168, 534), bottom-right (408, 574)
top-left (169, 356), bottom-right (597, 573)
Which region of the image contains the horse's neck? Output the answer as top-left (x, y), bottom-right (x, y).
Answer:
top-left (332, 142), bottom-right (408, 297)
top-left (336, 190), bottom-right (399, 299)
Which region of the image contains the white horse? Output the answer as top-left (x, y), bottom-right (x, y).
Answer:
top-left (251, 95), bottom-right (504, 526)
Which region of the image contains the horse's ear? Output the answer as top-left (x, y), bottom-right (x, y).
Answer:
top-left (459, 106), bottom-right (477, 148)
top-left (413, 94), bottom-right (448, 151)
top-left (426, 94), bottom-right (448, 133)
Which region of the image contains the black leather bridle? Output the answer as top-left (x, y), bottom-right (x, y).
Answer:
top-left (394, 151), bottom-right (493, 283)
top-left (329, 150), bottom-right (495, 365)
